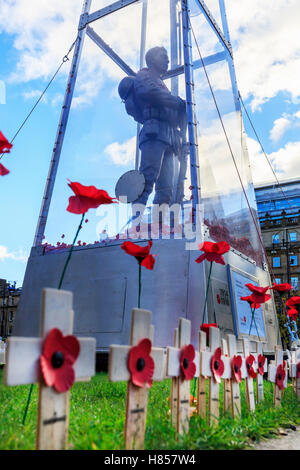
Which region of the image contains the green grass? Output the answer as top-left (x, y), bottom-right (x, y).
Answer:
top-left (1, 369), bottom-right (300, 450)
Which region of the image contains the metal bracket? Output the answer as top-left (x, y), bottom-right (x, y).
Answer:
top-left (79, 12), bottom-right (89, 30)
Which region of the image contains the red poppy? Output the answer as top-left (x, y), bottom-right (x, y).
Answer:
top-left (286, 296), bottom-right (300, 308)
top-left (0, 131), bottom-right (12, 153)
top-left (275, 362), bottom-right (286, 390)
top-left (245, 283), bottom-right (271, 305)
top-left (287, 307), bottom-right (298, 321)
top-left (67, 180), bottom-right (117, 214)
top-left (231, 355), bottom-right (242, 383)
top-left (271, 283), bottom-right (292, 293)
top-left (127, 338), bottom-right (154, 388)
top-left (240, 295), bottom-right (261, 309)
top-left (180, 344), bottom-right (196, 380)
top-left (296, 362), bottom-right (300, 379)
top-left (210, 347), bottom-right (224, 383)
top-left (245, 354), bottom-right (257, 379)
top-left (195, 241), bottom-right (230, 266)
top-left (40, 328), bottom-right (80, 393)
top-left (0, 163), bottom-right (9, 176)
top-left (257, 354), bottom-right (266, 376)
top-left (200, 323), bottom-right (218, 335)
top-left (121, 240), bottom-right (156, 270)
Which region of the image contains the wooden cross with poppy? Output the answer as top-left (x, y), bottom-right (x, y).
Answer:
top-left (166, 318), bottom-right (200, 436)
top-left (226, 334), bottom-right (242, 418)
top-left (255, 341), bottom-right (267, 402)
top-left (197, 330), bottom-right (207, 419)
top-left (268, 346), bottom-right (287, 407)
top-left (0, 340), bottom-right (6, 364)
top-left (4, 288), bottom-right (96, 450)
top-left (288, 347), bottom-right (300, 399)
top-left (108, 308), bottom-right (166, 450)
top-left (242, 337), bottom-right (257, 412)
top-left (200, 327), bottom-right (231, 426)
top-left (221, 338), bottom-right (232, 415)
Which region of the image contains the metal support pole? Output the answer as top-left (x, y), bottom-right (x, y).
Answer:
top-left (181, 0), bottom-right (201, 210)
top-left (170, 0), bottom-right (180, 204)
top-left (135, 0), bottom-right (148, 171)
top-left (33, 0), bottom-right (92, 247)
top-left (218, 0), bottom-right (240, 112)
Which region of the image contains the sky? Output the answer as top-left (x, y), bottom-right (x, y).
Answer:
top-left (0, 0), bottom-right (300, 286)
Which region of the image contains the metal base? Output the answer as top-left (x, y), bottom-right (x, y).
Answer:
top-left (14, 239), bottom-right (280, 353)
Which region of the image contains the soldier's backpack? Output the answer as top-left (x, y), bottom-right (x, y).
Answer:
top-left (118, 76), bottom-right (144, 124)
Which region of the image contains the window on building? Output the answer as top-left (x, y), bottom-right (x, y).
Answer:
top-left (272, 234), bottom-right (280, 244)
top-left (8, 311), bottom-right (13, 322)
top-left (275, 278), bottom-right (281, 284)
top-left (289, 232), bottom-right (297, 242)
top-left (291, 277), bottom-right (299, 290)
top-left (290, 255), bottom-right (298, 266)
top-left (273, 257), bottom-right (281, 267)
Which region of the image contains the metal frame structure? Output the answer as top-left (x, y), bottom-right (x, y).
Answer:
top-left (33, 0), bottom-right (245, 247)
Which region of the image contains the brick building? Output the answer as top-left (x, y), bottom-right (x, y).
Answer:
top-left (254, 178), bottom-right (300, 293)
top-left (0, 279), bottom-right (22, 339)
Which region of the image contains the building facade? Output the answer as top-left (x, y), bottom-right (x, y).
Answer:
top-left (255, 178), bottom-right (300, 291)
top-left (0, 279), bottom-right (22, 339)
top-left (255, 178), bottom-right (300, 346)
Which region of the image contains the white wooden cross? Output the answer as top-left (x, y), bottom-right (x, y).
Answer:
top-left (222, 338), bottom-right (231, 414)
top-left (4, 288), bottom-right (96, 450)
top-left (242, 338), bottom-right (256, 412)
top-left (288, 347), bottom-right (300, 399)
top-left (227, 334), bottom-right (241, 418)
top-left (108, 308), bottom-right (166, 450)
top-left (197, 330), bottom-right (207, 419)
top-left (201, 327), bottom-right (231, 426)
top-left (166, 318), bottom-right (200, 435)
top-left (255, 341), bottom-right (267, 402)
top-left (170, 327), bottom-right (179, 427)
top-left (268, 346), bottom-right (288, 407)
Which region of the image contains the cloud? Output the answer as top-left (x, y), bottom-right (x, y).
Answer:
top-left (270, 117), bottom-right (291, 143)
top-left (104, 136), bottom-right (136, 166)
top-left (225, 0), bottom-right (300, 110)
top-left (0, 246), bottom-right (28, 263)
top-left (22, 89), bottom-right (48, 103)
top-left (0, 0), bottom-right (173, 107)
top-left (247, 135), bottom-right (300, 184)
top-left (2, 0), bottom-right (299, 111)
top-left (270, 111), bottom-right (300, 143)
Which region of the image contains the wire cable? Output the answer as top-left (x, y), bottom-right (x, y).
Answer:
top-left (0, 35), bottom-right (79, 161)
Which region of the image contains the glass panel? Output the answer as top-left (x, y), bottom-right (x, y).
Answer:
top-left (38, 0), bottom-right (264, 266)
top-left (189, 4), bottom-right (264, 267)
top-left (41, 0), bottom-right (195, 249)
top-left (290, 255), bottom-right (297, 266)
